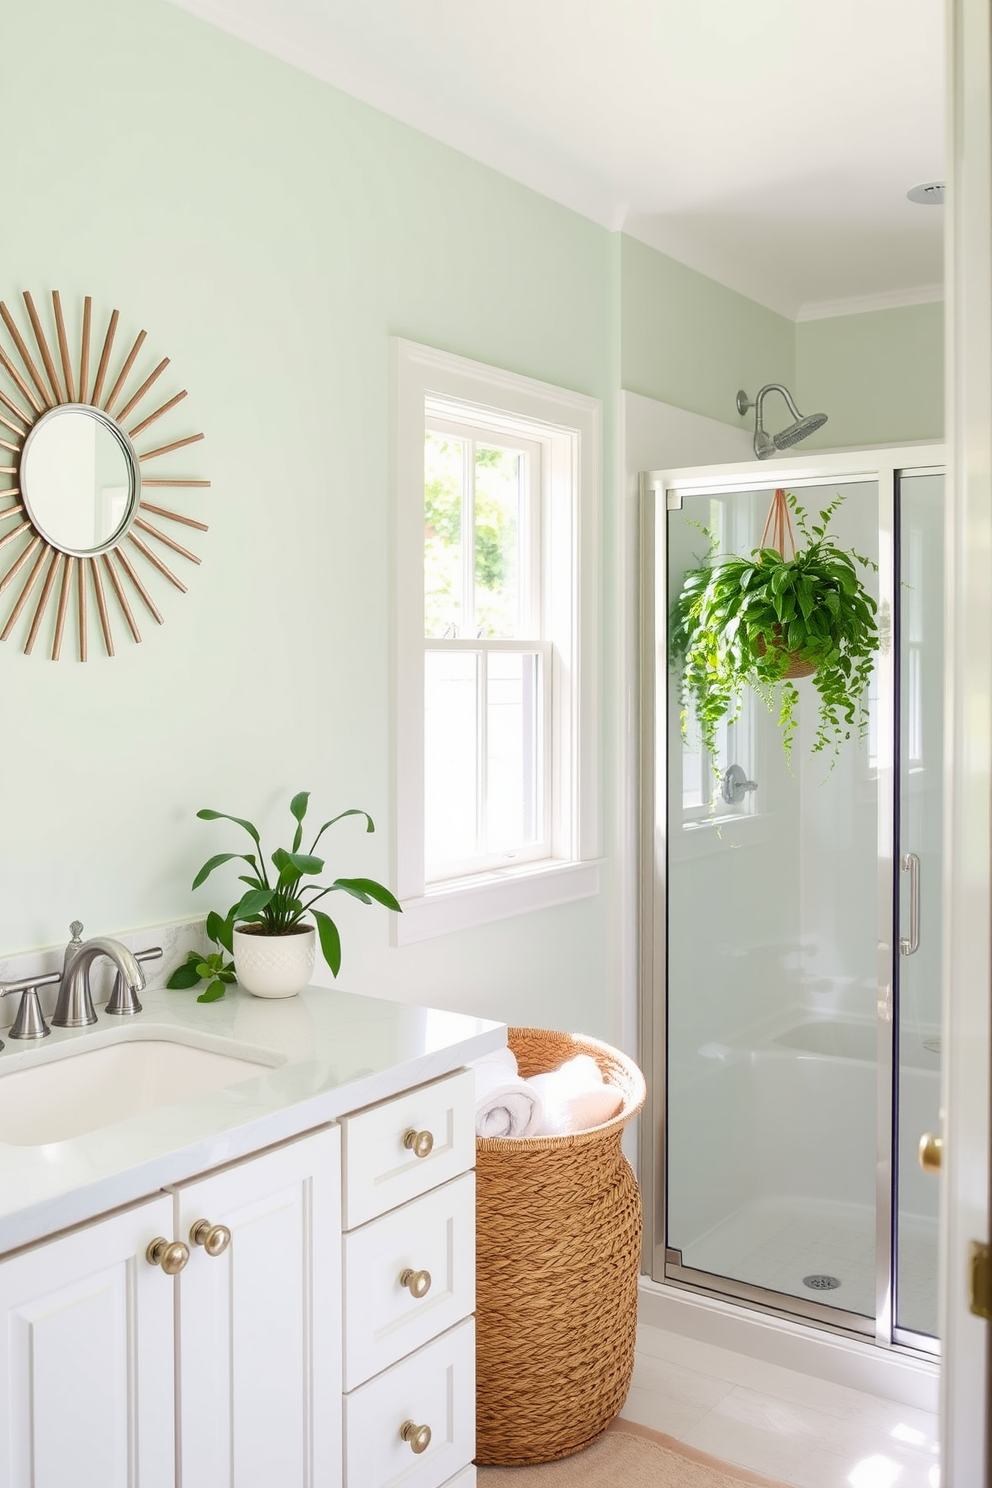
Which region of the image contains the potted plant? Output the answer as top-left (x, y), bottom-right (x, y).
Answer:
top-left (670, 491), bottom-right (879, 766)
top-left (171, 790), bottom-right (401, 999)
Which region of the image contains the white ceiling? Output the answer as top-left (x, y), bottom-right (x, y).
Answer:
top-left (168, 0), bottom-right (946, 320)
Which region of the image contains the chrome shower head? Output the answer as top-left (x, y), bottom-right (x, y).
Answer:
top-left (774, 411), bottom-right (829, 450)
top-left (736, 385), bottom-right (828, 460)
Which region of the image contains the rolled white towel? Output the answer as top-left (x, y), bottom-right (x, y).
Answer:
top-left (472, 1048), bottom-right (544, 1138)
top-left (528, 1054), bottom-right (623, 1136)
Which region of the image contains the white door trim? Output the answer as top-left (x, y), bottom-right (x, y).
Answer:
top-left (940, 0), bottom-right (992, 1475)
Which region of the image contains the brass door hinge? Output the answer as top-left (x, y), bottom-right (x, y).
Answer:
top-left (969, 1241), bottom-right (991, 1320)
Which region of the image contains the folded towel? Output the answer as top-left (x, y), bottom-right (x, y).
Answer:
top-left (528, 1054), bottom-right (623, 1136)
top-left (472, 1048), bottom-right (544, 1138)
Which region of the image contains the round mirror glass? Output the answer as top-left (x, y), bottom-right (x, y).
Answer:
top-left (20, 405), bottom-right (139, 557)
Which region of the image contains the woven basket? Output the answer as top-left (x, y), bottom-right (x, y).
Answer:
top-left (755, 630), bottom-right (817, 680)
top-left (475, 1028), bottom-right (646, 1466)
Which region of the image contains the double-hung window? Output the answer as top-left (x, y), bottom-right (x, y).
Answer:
top-left (424, 420), bottom-right (549, 878)
top-left (393, 340), bottom-right (601, 943)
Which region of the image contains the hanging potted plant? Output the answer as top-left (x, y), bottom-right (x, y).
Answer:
top-left (670, 489), bottom-right (880, 765)
top-left (170, 790), bottom-right (401, 999)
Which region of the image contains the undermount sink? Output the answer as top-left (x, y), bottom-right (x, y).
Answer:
top-left (0, 1036), bottom-right (274, 1147)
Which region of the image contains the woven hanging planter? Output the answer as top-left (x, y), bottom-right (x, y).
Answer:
top-left (756, 487), bottom-right (817, 680)
top-left (475, 1028), bottom-right (646, 1466)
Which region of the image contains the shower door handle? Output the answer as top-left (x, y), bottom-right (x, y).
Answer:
top-left (900, 852), bottom-right (920, 956)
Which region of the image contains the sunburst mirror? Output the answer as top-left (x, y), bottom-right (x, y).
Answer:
top-left (0, 290), bottom-right (208, 660)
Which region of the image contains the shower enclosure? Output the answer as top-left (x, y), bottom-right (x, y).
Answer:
top-left (640, 448), bottom-right (944, 1355)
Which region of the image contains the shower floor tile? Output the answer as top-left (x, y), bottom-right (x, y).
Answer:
top-left (677, 1196), bottom-right (938, 1337)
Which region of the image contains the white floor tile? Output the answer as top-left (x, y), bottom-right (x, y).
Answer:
top-left (627, 1353), bottom-right (735, 1433)
top-left (623, 1325), bottom-right (940, 1488)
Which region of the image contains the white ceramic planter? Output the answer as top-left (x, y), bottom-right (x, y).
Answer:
top-left (232, 924), bottom-right (316, 999)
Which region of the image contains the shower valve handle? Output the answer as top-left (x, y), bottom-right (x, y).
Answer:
top-left (721, 764), bottom-right (757, 806)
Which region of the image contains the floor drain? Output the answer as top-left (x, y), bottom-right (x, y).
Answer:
top-left (803, 1274), bottom-right (841, 1291)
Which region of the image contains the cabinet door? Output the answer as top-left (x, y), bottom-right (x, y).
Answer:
top-left (0, 1193), bottom-right (175, 1488)
top-left (175, 1126), bottom-right (341, 1488)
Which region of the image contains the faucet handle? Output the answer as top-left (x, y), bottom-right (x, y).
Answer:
top-left (64, 921), bottom-right (84, 974)
top-left (6, 986), bottom-right (51, 1040)
top-left (0, 972), bottom-right (60, 1041)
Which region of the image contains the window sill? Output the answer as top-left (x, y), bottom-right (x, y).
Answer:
top-left (393, 859), bottom-right (602, 944)
top-left (671, 811), bottom-right (772, 861)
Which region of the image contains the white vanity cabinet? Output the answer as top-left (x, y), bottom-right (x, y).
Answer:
top-left (0, 1064), bottom-right (481, 1488)
top-left (0, 1193), bottom-right (177, 1488)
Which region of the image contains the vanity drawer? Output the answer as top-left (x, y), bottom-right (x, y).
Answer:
top-left (343, 1318), bottom-right (474, 1488)
top-left (343, 1171), bottom-right (474, 1389)
top-left (341, 1070), bottom-right (474, 1228)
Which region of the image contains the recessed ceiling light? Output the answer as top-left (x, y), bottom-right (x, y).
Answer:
top-left (907, 182), bottom-right (945, 205)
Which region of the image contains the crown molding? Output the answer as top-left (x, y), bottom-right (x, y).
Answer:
top-left (796, 284), bottom-right (944, 322)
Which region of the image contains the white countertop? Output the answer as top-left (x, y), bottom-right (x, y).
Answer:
top-left (0, 982), bottom-right (505, 1254)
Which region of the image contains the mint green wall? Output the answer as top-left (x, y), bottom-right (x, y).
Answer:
top-left (621, 235), bottom-right (944, 448)
top-left (795, 302), bottom-right (944, 449)
top-left (1, 0), bottom-right (614, 1037)
top-left (620, 235), bottom-right (796, 426)
top-left (0, 0), bottom-right (944, 1044)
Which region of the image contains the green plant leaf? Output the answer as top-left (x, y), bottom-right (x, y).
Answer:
top-left (272, 848), bottom-right (324, 882)
top-left (309, 808), bottom-right (375, 853)
top-left (233, 887), bottom-right (276, 920)
top-left (167, 961), bottom-right (202, 989)
top-left (328, 881), bottom-right (371, 904)
top-left (333, 877), bottom-right (403, 913)
top-left (205, 910), bottom-right (229, 948)
top-left (197, 980), bottom-right (227, 1003)
top-left (196, 809), bottom-right (262, 850)
top-left (312, 909), bottom-right (342, 977)
top-left (191, 852), bottom-right (250, 891)
top-left (290, 791), bottom-right (310, 851)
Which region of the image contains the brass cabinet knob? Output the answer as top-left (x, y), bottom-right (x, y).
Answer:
top-left (189, 1218), bottom-right (232, 1257)
top-left (403, 1128), bottom-right (434, 1159)
top-left (919, 1132), bottom-right (943, 1174)
top-left (146, 1237), bottom-right (190, 1275)
top-left (400, 1420), bottom-right (432, 1455)
top-left (399, 1267), bottom-right (432, 1299)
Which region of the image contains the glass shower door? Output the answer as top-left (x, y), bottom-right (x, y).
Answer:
top-left (894, 471), bottom-right (944, 1345)
top-left (663, 477), bottom-right (882, 1331)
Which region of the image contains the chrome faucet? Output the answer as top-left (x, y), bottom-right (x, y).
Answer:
top-left (53, 936), bottom-right (146, 1027)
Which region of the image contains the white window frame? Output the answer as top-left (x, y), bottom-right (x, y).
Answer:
top-left (392, 338), bottom-right (601, 944)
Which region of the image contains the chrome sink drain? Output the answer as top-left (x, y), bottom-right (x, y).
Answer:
top-left (803, 1274), bottom-right (841, 1291)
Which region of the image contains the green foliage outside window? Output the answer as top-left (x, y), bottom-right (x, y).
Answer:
top-left (425, 434), bottom-right (521, 638)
